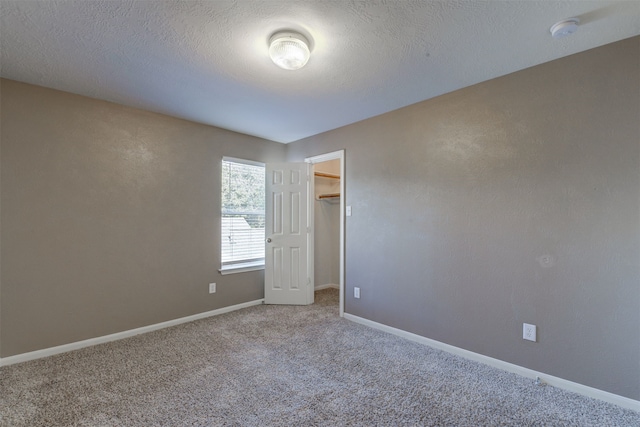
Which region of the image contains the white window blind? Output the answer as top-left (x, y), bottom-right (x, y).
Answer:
top-left (221, 158), bottom-right (265, 268)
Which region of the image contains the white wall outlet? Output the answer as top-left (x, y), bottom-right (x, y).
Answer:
top-left (354, 287), bottom-right (360, 299)
top-left (209, 283), bottom-right (216, 294)
top-left (523, 323), bottom-right (537, 342)
top-left (346, 205), bottom-right (352, 216)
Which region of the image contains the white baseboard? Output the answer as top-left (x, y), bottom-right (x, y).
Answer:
top-left (344, 313), bottom-right (640, 412)
top-left (315, 283), bottom-right (339, 290)
top-left (0, 299), bottom-right (265, 368)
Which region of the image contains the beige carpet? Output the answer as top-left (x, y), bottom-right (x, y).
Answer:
top-left (1, 288), bottom-right (638, 426)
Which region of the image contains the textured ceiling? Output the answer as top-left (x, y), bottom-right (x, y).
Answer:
top-left (1, 1), bottom-right (639, 143)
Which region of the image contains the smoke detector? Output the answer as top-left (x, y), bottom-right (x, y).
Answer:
top-left (550, 18), bottom-right (579, 38)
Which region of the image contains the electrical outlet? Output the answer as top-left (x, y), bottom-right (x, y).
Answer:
top-left (354, 287), bottom-right (360, 299)
top-left (209, 283), bottom-right (216, 294)
top-left (523, 323), bottom-right (537, 342)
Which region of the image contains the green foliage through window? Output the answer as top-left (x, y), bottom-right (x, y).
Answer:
top-left (221, 159), bottom-right (265, 265)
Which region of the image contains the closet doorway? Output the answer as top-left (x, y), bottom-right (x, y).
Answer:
top-left (306, 150), bottom-right (345, 316)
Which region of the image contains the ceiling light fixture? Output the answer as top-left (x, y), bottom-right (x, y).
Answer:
top-left (550, 18), bottom-right (579, 38)
top-left (269, 31), bottom-right (310, 70)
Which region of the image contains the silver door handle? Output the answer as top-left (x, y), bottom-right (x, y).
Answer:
top-left (266, 238), bottom-right (272, 243)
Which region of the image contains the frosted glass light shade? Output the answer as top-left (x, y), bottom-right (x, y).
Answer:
top-left (269, 32), bottom-right (310, 70)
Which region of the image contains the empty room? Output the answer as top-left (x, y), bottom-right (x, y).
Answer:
top-left (1, 1), bottom-right (639, 425)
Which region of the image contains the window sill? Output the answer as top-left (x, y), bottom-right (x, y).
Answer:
top-left (219, 261), bottom-right (265, 275)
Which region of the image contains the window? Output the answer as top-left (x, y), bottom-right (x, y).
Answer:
top-left (220, 157), bottom-right (265, 274)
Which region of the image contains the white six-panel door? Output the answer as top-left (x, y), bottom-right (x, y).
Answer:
top-left (265, 163), bottom-right (313, 305)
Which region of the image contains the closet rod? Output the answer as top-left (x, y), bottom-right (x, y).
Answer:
top-left (314, 172), bottom-right (340, 180)
top-left (317, 193), bottom-right (340, 199)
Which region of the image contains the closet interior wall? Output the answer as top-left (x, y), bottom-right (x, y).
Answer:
top-left (313, 160), bottom-right (340, 289)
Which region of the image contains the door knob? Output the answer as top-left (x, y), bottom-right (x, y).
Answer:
top-left (266, 238), bottom-right (272, 243)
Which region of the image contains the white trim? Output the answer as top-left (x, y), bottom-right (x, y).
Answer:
top-left (315, 283), bottom-right (340, 290)
top-left (306, 150), bottom-right (345, 318)
top-left (219, 261), bottom-right (265, 275)
top-left (0, 299), bottom-right (265, 367)
top-left (305, 151), bottom-right (342, 164)
top-left (222, 156), bottom-right (265, 167)
top-left (344, 313), bottom-right (640, 412)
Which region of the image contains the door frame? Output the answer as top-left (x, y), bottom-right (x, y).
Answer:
top-left (305, 150), bottom-right (345, 317)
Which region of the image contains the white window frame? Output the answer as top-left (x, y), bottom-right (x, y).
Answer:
top-left (219, 157), bottom-right (266, 275)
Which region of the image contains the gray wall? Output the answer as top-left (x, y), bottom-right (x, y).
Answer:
top-left (287, 37), bottom-right (640, 400)
top-left (0, 79), bottom-right (286, 357)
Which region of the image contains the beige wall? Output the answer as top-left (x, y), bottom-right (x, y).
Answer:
top-left (0, 79), bottom-right (285, 357)
top-left (288, 37), bottom-right (640, 400)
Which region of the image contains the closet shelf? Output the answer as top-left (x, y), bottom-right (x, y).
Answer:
top-left (315, 172), bottom-right (340, 203)
top-left (314, 172), bottom-right (340, 180)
